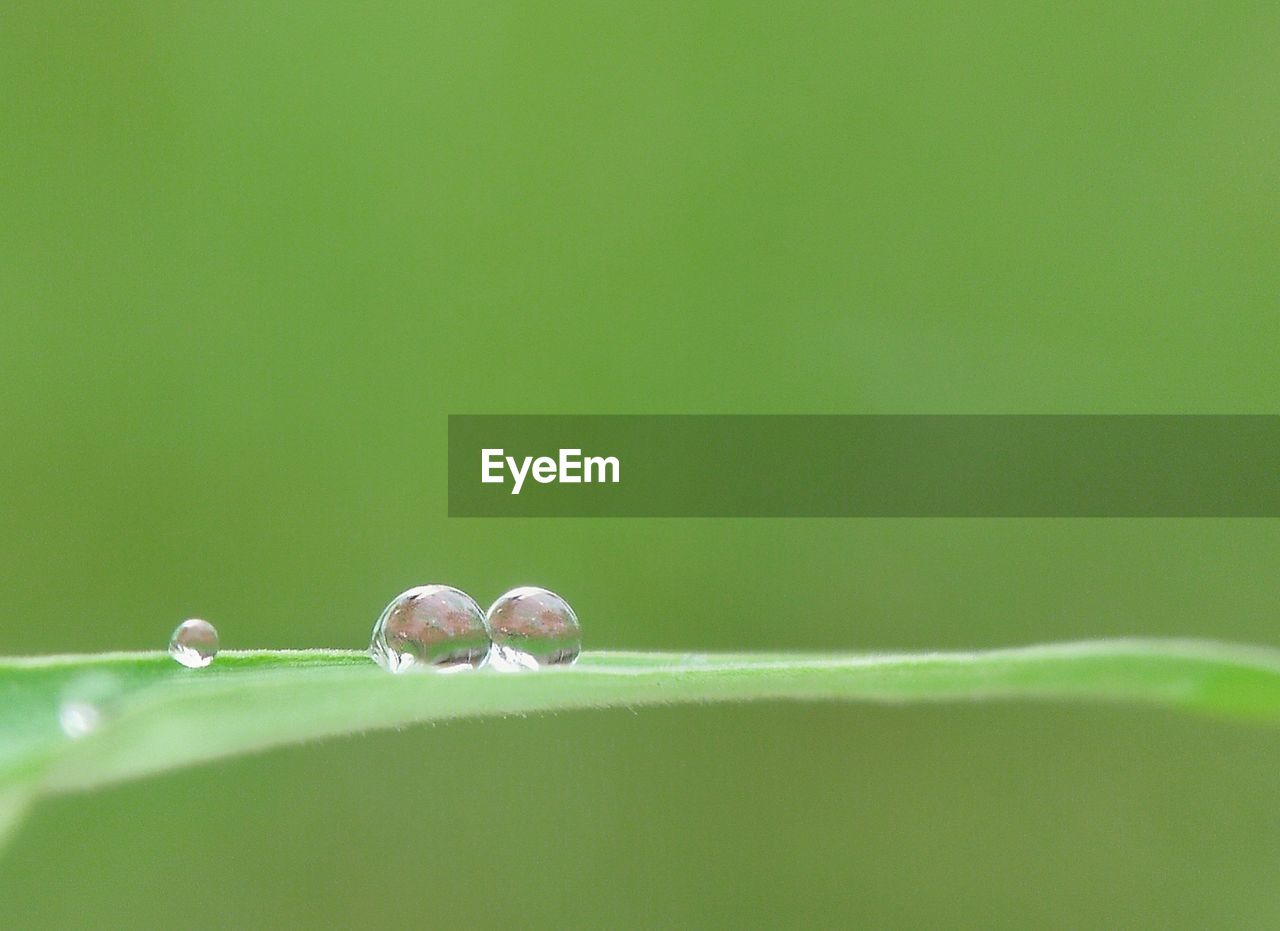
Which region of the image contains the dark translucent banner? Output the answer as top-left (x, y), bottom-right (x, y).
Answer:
top-left (448, 415), bottom-right (1280, 517)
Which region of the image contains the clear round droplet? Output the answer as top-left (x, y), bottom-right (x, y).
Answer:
top-left (169, 618), bottom-right (219, 668)
top-left (370, 585), bottom-right (490, 673)
top-left (485, 586), bottom-right (581, 671)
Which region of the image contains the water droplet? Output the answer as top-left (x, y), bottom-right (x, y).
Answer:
top-left (485, 586), bottom-right (581, 671)
top-left (370, 585), bottom-right (490, 673)
top-left (169, 618), bottom-right (219, 668)
top-left (58, 701), bottom-right (101, 739)
top-left (58, 672), bottom-right (119, 739)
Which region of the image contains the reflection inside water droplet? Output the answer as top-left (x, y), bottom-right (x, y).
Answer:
top-left (485, 586), bottom-right (581, 671)
top-left (370, 585), bottom-right (490, 673)
top-left (169, 618), bottom-right (219, 669)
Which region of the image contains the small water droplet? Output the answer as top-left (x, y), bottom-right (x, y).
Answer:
top-left (58, 700), bottom-right (101, 739)
top-left (485, 586), bottom-right (581, 671)
top-left (169, 618), bottom-right (219, 668)
top-left (58, 672), bottom-right (119, 739)
top-left (370, 585), bottom-right (490, 673)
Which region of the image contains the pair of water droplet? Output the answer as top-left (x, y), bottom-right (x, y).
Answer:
top-left (369, 585), bottom-right (581, 674)
top-left (58, 619), bottom-right (222, 740)
top-left (58, 621), bottom-right (219, 739)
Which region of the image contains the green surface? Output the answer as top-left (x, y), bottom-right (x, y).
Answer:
top-left (6, 640), bottom-right (1280, 829)
top-left (2, 1), bottom-right (1279, 928)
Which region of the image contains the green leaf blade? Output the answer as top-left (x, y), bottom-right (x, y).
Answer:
top-left (2, 638), bottom-right (1280, 847)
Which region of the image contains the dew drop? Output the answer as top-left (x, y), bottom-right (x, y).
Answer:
top-left (58, 701), bottom-right (102, 739)
top-left (58, 672), bottom-right (119, 739)
top-left (485, 586), bottom-right (581, 671)
top-left (169, 618), bottom-right (219, 668)
top-left (370, 585), bottom-right (490, 673)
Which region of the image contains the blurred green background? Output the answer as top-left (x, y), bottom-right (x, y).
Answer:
top-left (2, 2), bottom-right (1279, 927)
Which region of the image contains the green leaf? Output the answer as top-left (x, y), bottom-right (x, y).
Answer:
top-left (3, 638), bottom-right (1280, 847)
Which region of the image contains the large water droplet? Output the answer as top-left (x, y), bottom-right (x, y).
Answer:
top-left (370, 585), bottom-right (490, 673)
top-left (169, 618), bottom-right (219, 668)
top-left (485, 586), bottom-right (581, 671)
